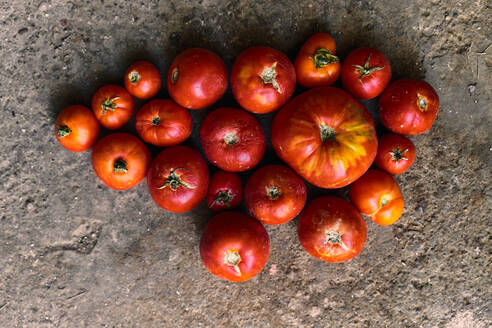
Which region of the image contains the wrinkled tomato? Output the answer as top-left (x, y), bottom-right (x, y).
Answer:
top-left (91, 85), bottom-right (134, 130)
top-left (55, 105), bottom-right (100, 152)
top-left (206, 171), bottom-right (243, 211)
top-left (124, 61), bottom-right (162, 99)
top-left (375, 134), bottom-right (416, 175)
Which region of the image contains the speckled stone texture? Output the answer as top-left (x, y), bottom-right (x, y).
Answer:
top-left (0, 0), bottom-right (490, 327)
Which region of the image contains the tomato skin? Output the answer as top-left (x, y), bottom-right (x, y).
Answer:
top-left (295, 33), bottom-right (341, 88)
top-left (200, 211), bottom-right (270, 282)
top-left (349, 169), bottom-right (404, 225)
top-left (206, 171), bottom-right (243, 211)
top-left (167, 48), bottom-right (228, 110)
top-left (55, 105), bottom-right (100, 152)
top-left (91, 133), bottom-right (151, 190)
top-left (271, 87), bottom-right (378, 189)
top-left (135, 99), bottom-right (192, 147)
top-left (147, 146), bottom-right (209, 213)
top-left (341, 47), bottom-right (391, 100)
top-left (375, 134), bottom-right (416, 175)
top-left (244, 165), bottom-right (307, 225)
top-left (124, 61), bottom-right (162, 99)
top-left (298, 196), bottom-right (367, 263)
top-left (379, 79), bottom-right (439, 135)
top-left (200, 107), bottom-right (266, 172)
top-left (231, 46), bottom-right (296, 114)
top-left (91, 85), bottom-right (135, 130)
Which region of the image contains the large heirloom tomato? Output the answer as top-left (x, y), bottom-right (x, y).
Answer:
top-left (298, 196), bottom-right (367, 262)
top-left (124, 61), bottom-right (162, 99)
top-left (200, 211), bottom-right (270, 282)
top-left (375, 133), bottom-right (416, 175)
top-left (206, 171), bottom-right (243, 211)
top-left (91, 85), bottom-right (134, 130)
top-left (271, 87), bottom-right (378, 189)
top-left (55, 105), bottom-right (100, 152)
top-left (147, 146), bottom-right (209, 213)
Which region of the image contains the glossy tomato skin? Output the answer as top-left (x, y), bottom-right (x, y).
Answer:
top-left (379, 79), bottom-right (439, 135)
top-left (206, 171), bottom-right (243, 211)
top-left (200, 211), bottom-right (270, 282)
top-left (341, 47), bottom-right (391, 100)
top-left (167, 48), bottom-right (227, 110)
top-left (200, 107), bottom-right (266, 172)
top-left (298, 197), bottom-right (367, 262)
top-left (349, 169), bottom-right (404, 225)
top-left (271, 87), bottom-right (378, 189)
top-left (375, 134), bottom-right (416, 175)
top-left (135, 99), bottom-right (192, 147)
top-left (244, 165), bottom-right (307, 225)
top-left (91, 133), bottom-right (151, 190)
top-left (295, 33), bottom-right (341, 88)
top-left (124, 61), bottom-right (162, 99)
top-left (147, 145), bottom-right (209, 213)
top-left (55, 105), bottom-right (100, 152)
top-left (91, 85), bottom-right (134, 130)
top-left (231, 46), bottom-right (296, 114)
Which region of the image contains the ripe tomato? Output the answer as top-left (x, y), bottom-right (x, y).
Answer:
top-left (200, 107), bottom-right (266, 172)
top-left (244, 165), bottom-right (307, 225)
top-left (231, 46), bottom-right (296, 114)
top-left (271, 87), bottom-right (378, 189)
top-left (206, 171), bottom-right (243, 211)
top-left (167, 48), bottom-right (227, 110)
top-left (91, 85), bottom-right (134, 130)
top-left (124, 61), bottom-right (162, 99)
top-left (55, 105), bottom-right (100, 152)
top-left (298, 196), bottom-right (367, 262)
top-left (135, 99), bottom-right (192, 147)
top-left (200, 211), bottom-right (270, 282)
top-left (341, 47), bottom-right (391, 100)
top-left (379, 79), bottom-right (440, 135)
top-left (295, 33), bottom-right (341, 88)
top-left (375, 134), bottom-right (416, 175)
top-left (349, 169), bottom-right (404, 225)
top-left (147, 145), bottom-right (209, 213)
top-left (91, 133), bottom-right (151, 190)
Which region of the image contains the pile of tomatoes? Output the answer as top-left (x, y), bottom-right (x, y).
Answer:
top-left (55, 33), bottom-right (439, 282)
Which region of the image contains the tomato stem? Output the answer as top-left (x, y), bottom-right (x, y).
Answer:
top-left (353, 54), bottom-right (384, 83)
top-left (389, 146), bottom-right (408, 163)
top-left (325, 230), bottom-right (349, 250)
top-left (56, 125), bottom-right (71, 138)
top-left (381, 196), bottom-right (389, 207)
top-left (129, 71), bottom-right (140, 84)
top-left (319, 122), bottom-right (336, 142)
top-left (156, 167), bottom-right (196, 191)
top-left (171, 68), bottom-right (179, 84)
top-left (113, 159), bottom-right (128, 173)
top-left (211, 190), bottom-right (234, 207)
top-left (152, 116), bottom-right (161, 126)
top-left (309, 48), bottom-right (339, 69)
top-left (101, 97), bottom-right (120, 115)
top-left (260, 62), bottom-right (281, 94)
top-left (417, 93), bottom-right (428, 112)
top-left (224, 249), bottom-right (242, 275)
top-left (265, 185), bottom-right (281, 200)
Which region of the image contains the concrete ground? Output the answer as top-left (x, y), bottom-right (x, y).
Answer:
top-left (0, 0), bottom-right (490, 327)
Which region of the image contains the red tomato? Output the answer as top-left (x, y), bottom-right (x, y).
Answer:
top-left (167, 48), bottom-right (227, 110)
top-left (375, 134), bottom-right (416, 175)
top-left (298, 196), bottom-right (367, 262)
top-left (295, 33), bottom-right (341, 88)
top-left (124, 61), bottom-right (162, 99)
top-left (55, 105), bottom-right (100, 152)
top-left (379, 79), bottom-right (440, 135)
top-left (206, 171), bottom-right (243, 211)
top-left (349, 169), bottom-right (404, 225)
top-left (200, 107), bottom-right (266, 172)
top-left (271, 87), bottom-right (378, 189)
top-left (91, 133), bottom-right (151, 190)
top-left (341, 47), bottom-right (391, 100)
top-left (244, 165), bottom-right (307, 225)
top-left (147, 145), bottom-right (209, 213)
top-left (135, 99), bottom-right (192, 147)
top-left (231, 46), bottom-right (296, 114)
top-left (91, 85), bottom-right (134, 130)
top-left (200, 211), bottom-right (270, 282)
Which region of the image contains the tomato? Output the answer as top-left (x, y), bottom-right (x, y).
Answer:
top-left (349, 169), bottom-right (404, 225)
top-left (341, 47), bottom-right (391, 100)
top-left (55, 105), bottom-right (100, 152)
top-left (200, 107), bottom-right (266, 172)
top-left (375, 134), bottom-right (416, 175)
top-left (135, 99), bottom-right (192, 147)
top-left (244, 165), bottom-right (306, 225)
top-left (200, 211), bottom-right (270, 282)
top-left (295, 33), bottom-right (341, 88)
top-left (206, 171), bottom-right (243, 211)
top-left (91, 85), bottom-right (134, 130)
top-left (379, 79), bottom-right (440, 135)
top-left (298, 196), bottom-right (367, 262)
top-left (231, 46), bottom-right (296, 114)
top-left (124, 61), bottom-right (162, 99)
top-left (271, 87), bottom-right (378, 189)
top-left (147, 145), bottom-right (209, 213)
top-left (91, 133), bottom-right (151, 190)
top-left (167, 48), bottom-right (227, 110)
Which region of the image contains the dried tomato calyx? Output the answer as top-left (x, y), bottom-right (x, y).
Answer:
top-left (224, 249), bottom-right (242, 275)
top-left (353, 54), bottom-right (384, 82)
top-left (310, 48), bottom-right (339, 69)
top-left (417, 93), bottom-right (428, 111)
top-left (57, 125), bottom-right (72, 138)
top-left (157, 167), bottom-right (196, 191)
top-left (211, 190), bottom-right (234, 207)
top-left (266, 185), bottom-right (281, 200)
top-left (152, 116), bottom-right (161, 126)
top-left (129, 71), bottom-right (140, 83)
top-left (224, 132), bottom-right (238, 146)
top-left (325, 229), bottom-right (349, 250)
top-left (389, 146), bottom-right (408, 162)
top-left (171, 68), bottom-right (179, 84)
top-left (260, 62), bottom-right (281, 94)
top-left (101, 97), bottom-right (120, 115)
top-left (319, 122), bottom-right (336, 142)
top-left (113, 159), bottom-right (128, 173)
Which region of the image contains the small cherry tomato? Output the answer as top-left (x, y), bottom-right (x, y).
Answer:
top-left (124, 61), bottom-right (162, 99)
top-left (375, 134), bottom-right (416, 175)
top-left (206, 171), bottom-right (243, 211)
top-left (55, 105), bottom-right (100, 152)
top-left (91, 85), bottom-right (134, 130)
